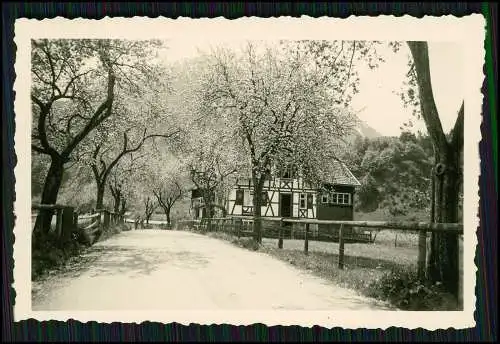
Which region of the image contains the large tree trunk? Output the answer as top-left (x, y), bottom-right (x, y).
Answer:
top-left (428, 151), bottom-right (461, 295)
top-left (252, 173), bottom-right (265, 244)
top-left (161, 206), bottom-right (171, 225)
top-left (120, 199), bottom-right (127, 216)
top-left (34, 157), bottom-right (65, 236)
top-left (95, 182), bottom-right (106, 210)
top-left (112, 192), bottom-right (121, 213)
top-left (408, 41), bottom-right (463, 298)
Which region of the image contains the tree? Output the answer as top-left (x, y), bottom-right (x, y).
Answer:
top-left (406, 41), bottom-right (463, 297)
top-left (87, 126), bottom-right (178, 210)
top-left (345, 135), bottom-right (433, 215)
top-left (31, 38), bottom-right (163, 235)
top-left (107, 153), bottom-right (146, 216)
top-left (183, 126), bottom-right (242, 221)
top-left (143, 196), bottom-right (157, 226)
top-left (143, 155), bottom-right (187, 226)
top-left (152, 179), bottom-right (184, 226)
top-left (200, 41), bottom-right (376, 242)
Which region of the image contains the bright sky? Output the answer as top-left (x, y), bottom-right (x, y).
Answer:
top-left (159, 39), bottom-right (463, 137)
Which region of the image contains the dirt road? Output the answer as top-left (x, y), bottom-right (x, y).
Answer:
top-left (32, 230), bottom-right (391, 311)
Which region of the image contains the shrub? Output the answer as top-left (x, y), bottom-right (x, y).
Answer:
top-left (32, 232), bottom-right (85, 280)
top-left (366, 267), bottom-right (459, 310)
top-left (234, 237), bottom-right (260, 251)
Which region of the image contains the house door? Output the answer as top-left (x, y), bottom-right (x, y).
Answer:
top-left (280, 193), bottom-right (292, 218)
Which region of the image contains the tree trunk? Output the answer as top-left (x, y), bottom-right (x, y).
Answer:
top-left (166, 208), bottom-right (171, 226)
top-left (120, 199), bottom-right (127, 216)
top-left (428, 152), bottom-right (461, 295)
top-left (96, 182), bottom-right (106, 210)
top-left (34, 157), bottom-right (65, 235)
top-left (408, 41), bottom-right (462, 298)
top-left (112, 192), bottom-right (121, 213)
top-left (252, 173), bottom-right (265, 244)
top-left (160, 205), bottom-right (171, 225)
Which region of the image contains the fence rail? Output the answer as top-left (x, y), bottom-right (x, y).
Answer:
top-left (32, 204), bottom-right (125, 246)
top-left (178, 215), bottom-right (463, 282)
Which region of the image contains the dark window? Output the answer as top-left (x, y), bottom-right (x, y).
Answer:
top-left (261, 191), bottom-right (269, 205)
top-left (280, 164), bottom-right (295, 179)
top-left (329, 192), bottom-right (351, 205)
top-left (235, 189), bottom-right (244, 205)
top-left (299, 193), bottom-right (306, 209)
top-left (307, 194), bottom-right (313, 209)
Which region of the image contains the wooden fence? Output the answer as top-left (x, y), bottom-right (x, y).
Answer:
top-left (32, 204), bottom-right (125, 246)
top-left (177, 215), bottom-right (463, 280)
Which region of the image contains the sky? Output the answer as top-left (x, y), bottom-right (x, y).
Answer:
top-left (159, 39), bottom-right (463, 137)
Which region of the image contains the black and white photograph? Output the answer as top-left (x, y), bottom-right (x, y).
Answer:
top-left (13, 16), bottom-right (484, 328)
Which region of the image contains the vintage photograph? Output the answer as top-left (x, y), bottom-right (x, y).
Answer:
top-left (14, 16), bottom-right (484, 328)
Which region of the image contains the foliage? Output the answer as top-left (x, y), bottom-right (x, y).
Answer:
top-left (31, 38), bottom-right (168, 231)
top-left (343, 131), bottom-right (434, 216)
top-left (146, 156), bottom-right (187, 224)
top-left (199, 41), bottom-right (364, 186)
top-left (366, 267), bottom-right (458, 311)
top-left (31, 231), bottom-right (84, 280)
top-left (31, 38), bottom-right (163, 161)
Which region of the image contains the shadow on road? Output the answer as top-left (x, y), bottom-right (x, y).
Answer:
top-left (85, 246), bottom-right (210, 278)
top-left (36, 244), bottom-right (211, 281)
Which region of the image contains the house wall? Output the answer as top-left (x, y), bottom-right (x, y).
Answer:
top-left (227, 177), bottom-right (318, 219)
top-left (316, 185), bottom-right (355, 221)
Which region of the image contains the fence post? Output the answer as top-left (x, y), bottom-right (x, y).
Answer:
top-left (338, 224), bottom-right (345, 269)
top-left (304, 223), bottom-right (309, 255)
top-left (56, 208), bottom-right (63, 239)
top-left (103, 210), bottom-right (110, 229)
top-left (237, 218), bottom-right (242, 238)
top-left (417, 229), bottom-right (427, 280)
top-left (278, 219), bottom-right (284, 249)
top-left (60, 207), bottom-right (75, 243)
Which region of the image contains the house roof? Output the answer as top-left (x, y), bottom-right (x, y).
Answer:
top-left (326, 160), bottom-right (361, 187)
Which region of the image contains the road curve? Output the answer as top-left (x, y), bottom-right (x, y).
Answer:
top-left (32, 230), bottom-right (391, 311)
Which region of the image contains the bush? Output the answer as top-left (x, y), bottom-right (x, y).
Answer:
top-left (32, 232), bottom-right (84, 280)
top-left (231, 237), bottom-right (260, 251)
top-left (366, 267), bottom-right (459, 310)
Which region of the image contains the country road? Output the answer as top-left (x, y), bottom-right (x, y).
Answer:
top-left (32, 230), bottom-right (392, 311)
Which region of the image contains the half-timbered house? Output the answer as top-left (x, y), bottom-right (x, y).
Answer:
top-left (227, 160), bottom-right (361, 222)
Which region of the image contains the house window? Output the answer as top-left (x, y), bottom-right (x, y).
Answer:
top-left (340, 193), bottom-right (351, 205)
top-left (307, 194), bottom-right (313, 209)
top-left (280, 165), bottom-right (294, 179)
top-left (329, 192), bottom-right (351, 205)
top-left (299, 193), bottom-right (307, 209)
top-left (235, 189), bottom-right (244, 205)
top-left (322, 194), bottom-right (329, 204)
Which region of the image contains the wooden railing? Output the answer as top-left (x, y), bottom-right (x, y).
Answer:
top-left (32, 204), bottom-right (125, 246)
top-left (181, 215), bottom-right (463, 281)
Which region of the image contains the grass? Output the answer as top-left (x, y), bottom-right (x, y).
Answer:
top-left (202, 229), bottom-right (462, 311)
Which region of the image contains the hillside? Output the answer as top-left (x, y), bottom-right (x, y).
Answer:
top-left (342, 115), bottom-right (383, 147)
top-left (355, 118), bottom-right (383, 139)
